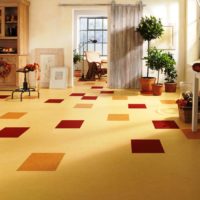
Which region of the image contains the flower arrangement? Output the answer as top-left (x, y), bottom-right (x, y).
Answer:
top-left (24, 63), bottom-right (40, 71)
top-left (0, 60), bottom-right (12, 79)
top-left (176, 91), bottom-right (192, 109)
top-left (176, 91), bottom-right (194, 123)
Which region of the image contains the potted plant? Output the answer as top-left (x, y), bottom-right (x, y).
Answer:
top-left (73, 50), bottom-right (82, 77)
top-left (164, 52), bottom-right (177, 92)
top-left (137, 16), bottom-right (164, 92)
top-left (144, 47), bottom-right (166, 95)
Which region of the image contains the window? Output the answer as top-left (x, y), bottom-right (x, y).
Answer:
top-left (79, 17), bottom-right (107, 56)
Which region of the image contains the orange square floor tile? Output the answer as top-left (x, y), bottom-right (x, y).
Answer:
top-left (17, 153), bottom-right (65, 171)
top-left (160, 100), bottom-right (176, 104)
top-left (107, 114), bottom-right (129, 121)
top-left (74, 104), bottom-right (93, 108)
top-left (0, 112), bottom-right (27, 119)
top-left (181, 129), bottom-right (200, 139)
top-left (112, 96), bottom-right (128, 100)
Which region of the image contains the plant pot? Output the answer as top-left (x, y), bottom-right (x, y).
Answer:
top-left (164, 82), bottom-right (177, 92)
top-left (74, 69), bottom-right (81, 77)
top-left (152, 83), bottom-right (163, 96)
top-left (139, 77), bottom-right (156, 92)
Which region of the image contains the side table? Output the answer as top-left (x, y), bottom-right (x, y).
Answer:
top-left (11, 67), bottom-right (40, 101)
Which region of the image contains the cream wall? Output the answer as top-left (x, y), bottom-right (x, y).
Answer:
top-left (29, 0), bottom-right (190, 87)
top-left (185, 0), bottom-right (200, 84)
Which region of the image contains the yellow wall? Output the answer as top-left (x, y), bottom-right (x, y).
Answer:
top-left (29, 0), bottom-right (195, 87)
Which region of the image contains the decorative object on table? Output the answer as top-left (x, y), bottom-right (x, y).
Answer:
top-left (137, 16), bottom-right (164, 92)
top-left (176, 91), bottom-right (200, 123)
top-left (0, 60), bottom-right (12, 79)
top-left (11, 63), bottom-right (40, 101)
top-left (163, 52), bottom-right (177, 92)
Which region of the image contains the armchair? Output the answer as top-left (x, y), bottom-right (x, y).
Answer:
top-left (85, 51), bottom-right (107, 80)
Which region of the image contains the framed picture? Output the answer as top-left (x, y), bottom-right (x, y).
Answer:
top-left (49, 67), bottom-right (67, 89)
top-left (34, 48), bottom-right (64, 88)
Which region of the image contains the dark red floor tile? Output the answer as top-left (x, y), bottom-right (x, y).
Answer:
top-left (55, 120), bottom-right (84, 128)
top-left (0, 95), bottom-right (10, 99)
top-left (100, 91), bottom-right (114, 94)
top-left (128, 104), bottom-right (147, 109)
top-left (91, 86), bottom-right (103, 89)
top-left (181, 129), bottom-right (200, 139)
top-left (81, 96), bottom-right (98, 100)
top-left (70, 93), bottom-right (85, 96)
top-left (131, 139), bottom-right (165, 153)
top-left (45, 99), bottom-right (64, 103)
top-left (152, 120), bottom-right (179, 129)
top-left (0, 127), bottom-right (29, 138)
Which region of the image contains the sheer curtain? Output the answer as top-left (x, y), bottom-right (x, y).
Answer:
top-left (109, 2), bottom-right (143, 89)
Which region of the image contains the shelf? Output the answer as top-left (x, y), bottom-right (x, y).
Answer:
top-left (5, 21), bottom-right (17, 24)
top-left (0, 37), bottom-right (17, 39)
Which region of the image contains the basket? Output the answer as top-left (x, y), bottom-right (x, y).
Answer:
top-left (178, 106), bottom-right (200, 123)
top-left (178, 106), bottom-right (192, 123)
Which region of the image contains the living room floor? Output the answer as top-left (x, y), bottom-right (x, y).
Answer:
top-left (0, 80), bottom-right (200, 200)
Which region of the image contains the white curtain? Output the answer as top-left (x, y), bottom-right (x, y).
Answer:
top-left (109, 2), bottom-right (143, 89)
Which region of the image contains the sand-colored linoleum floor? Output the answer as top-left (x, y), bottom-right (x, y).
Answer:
top-left (0, 81), bottom-right (200, 200)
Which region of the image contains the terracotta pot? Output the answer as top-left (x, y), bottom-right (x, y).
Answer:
top-left (139, 77), bottom-right (156, 92)
top-left (74, 70), bottom-right (81, 77)
top-left (164, 82), bottom-right (177, 92)
top-left (152, 84), bottom-right (163, 96)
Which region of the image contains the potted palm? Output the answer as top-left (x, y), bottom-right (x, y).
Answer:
top-left (137, 16), bottom-right (164, 92)
top-left (164, 53), bottom-right (177, 92)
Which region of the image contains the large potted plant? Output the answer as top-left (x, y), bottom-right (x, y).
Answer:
top-left (144, 47), bottom-right (166, 96)
top-left (164, 53), bottom-right (177, 92)
top-left (137, 16), bottom-right (164, 92)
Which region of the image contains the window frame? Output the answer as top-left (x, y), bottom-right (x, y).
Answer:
top-left (79, 16), bottom-right (108, 56)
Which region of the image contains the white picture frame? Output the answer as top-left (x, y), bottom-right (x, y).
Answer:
top-left (49, 67), bottom-right (67, 89)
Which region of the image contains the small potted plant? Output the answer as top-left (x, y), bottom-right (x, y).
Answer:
top-left (73, 50), bottom-right (82, 77)
top-left (137, 16), bottom-right (164, 92)
top-left (164, 52), bottom-right (177, 92)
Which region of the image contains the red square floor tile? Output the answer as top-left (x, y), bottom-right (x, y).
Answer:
top-left (45, 99), bottom-right (64, 103)
top-left (100, 91), bottom-right (114, 94)
top-left (81, 96), bottom-right (98, 100)
top-left (128, 104), bottom-right (147, 109)
top-left (70, 93), bottom-right (85, 96)
top-left (0, 95), bottom-right (10, 99)
top-left (181, 129), bottom-right (200, 139)
top-left (152, 120), bottom-right (179, 129)
top-left (0, 127), bottom-right (29, 138)
top-left (56, 120), bottom-right (84, 128)
top-left (131, 139), bottom-right (165, 153)
top-left (91, 86), bottom-right (103, 89)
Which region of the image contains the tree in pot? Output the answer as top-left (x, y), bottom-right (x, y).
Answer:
top-left (144, 47), bottom-right (166, 96)
top-left (137, 16), bottom-right (164, 92)
top-left (73, 49), bottom-right (82, 77)
top-left (163, 52), bottom-right (177, 92)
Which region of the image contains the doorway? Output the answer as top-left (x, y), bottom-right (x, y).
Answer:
top-left (73, 8), bottom-right (108, 86)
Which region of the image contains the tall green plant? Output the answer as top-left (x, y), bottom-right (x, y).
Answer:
top-left (137, 16), bottom-right (164, 77)
top-left (144, 47), bottom-right (163, 84)
top-left (164, 53), bottom-right (177, 83)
